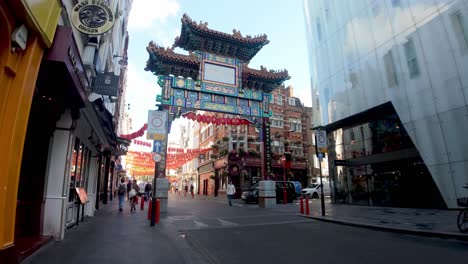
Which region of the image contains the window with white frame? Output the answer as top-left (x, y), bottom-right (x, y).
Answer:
top-left (289, 118), bottom-right (302, 132)
top-left (271, 140), bottom-right (284, 154)
top-left (271, 113), bottom-right (284, 128)
top-left (290, 142), bottom-right (303, 156)
top-left (276, 93), bottom-right (283, 105)
top-left (288, 98), bottom-right (297, 106)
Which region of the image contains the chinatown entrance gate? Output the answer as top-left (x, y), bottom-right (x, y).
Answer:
top-left (144, 14), bottom-right (290, 210)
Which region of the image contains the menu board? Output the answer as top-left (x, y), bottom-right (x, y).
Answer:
top-left (75, 187), bottom-right (88, 204)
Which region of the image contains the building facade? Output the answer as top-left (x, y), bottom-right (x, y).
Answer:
top-left (1, 0), bottom-right (132, 261)
top-left (304, 0), bottom-right (468, 208)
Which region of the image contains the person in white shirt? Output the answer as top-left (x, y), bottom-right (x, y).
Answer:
top-left (227, 181), bottom-right (236, 206)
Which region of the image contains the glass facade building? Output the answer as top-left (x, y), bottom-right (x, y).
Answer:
top-left (304, 0), bottom-right (468, 208)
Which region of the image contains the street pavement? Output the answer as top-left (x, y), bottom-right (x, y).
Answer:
top-left (300, 198), bottom-right (467, 239)
top-left (24, 192), bottom-right (468, 264)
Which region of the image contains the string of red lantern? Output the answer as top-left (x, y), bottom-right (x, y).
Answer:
top-left (181, 112), bottom-right (252, 126)
top-left (119, 123), bottom-right (148, 140)
top-left (132, 139), bottom-right (151, 147)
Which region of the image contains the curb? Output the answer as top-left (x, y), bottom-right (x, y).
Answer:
top-left (298, 214), bottom-right (468, 241)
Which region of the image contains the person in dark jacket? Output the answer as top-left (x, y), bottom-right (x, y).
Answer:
top-left (144, 182), bottom-right (152, 201)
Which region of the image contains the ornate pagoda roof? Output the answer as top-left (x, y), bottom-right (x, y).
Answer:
top-left (173, 14), bottom-right (270, 62)
top-left (145, 43), bottom-right (290, 92)
top-left (145, 41), bottom-right (200, 79)
top-left (243, 65), bottom-right (290, 92)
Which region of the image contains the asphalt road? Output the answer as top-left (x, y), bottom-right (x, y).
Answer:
top-left (24, 194), bottom-right (468, 264)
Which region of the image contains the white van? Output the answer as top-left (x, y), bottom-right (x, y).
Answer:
top-left (301, 182), bottom-right (330, 198)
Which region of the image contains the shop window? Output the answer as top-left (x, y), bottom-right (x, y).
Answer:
top-left (68, 138), bottom-right (91, 202)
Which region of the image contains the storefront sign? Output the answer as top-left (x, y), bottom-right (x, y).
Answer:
top-left (92, 72), bottom-right (120, 96)
top-left (67, 47), bottom-right (89, 94)
top-left (334, 160), bottom-right (348, 167)
top-left (71, 0), bottom-right (115, 35)
top-left (263, 119), bottom-right (272, 176)
top-left (43, 26), bottom-right (89, 106)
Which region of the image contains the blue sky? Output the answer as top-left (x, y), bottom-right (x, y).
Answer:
top-left (125, 0), bottom-right (311, 132)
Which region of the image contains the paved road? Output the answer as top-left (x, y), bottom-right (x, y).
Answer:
top-left (25, 193), bottom-right (468, 264)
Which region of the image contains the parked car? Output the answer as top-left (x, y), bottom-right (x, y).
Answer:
top-left (241, 181), bottom-right (296, 204)
top-left (241, 184), bottom-right (259, 204)
top-left (301, 182), bottom-right (330, 198)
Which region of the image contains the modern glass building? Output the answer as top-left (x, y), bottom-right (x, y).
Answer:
top-left (304, 0), bottom-right (468, 209)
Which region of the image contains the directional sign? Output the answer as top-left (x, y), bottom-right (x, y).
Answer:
top-left (153, 140), bottom-right (163, 153)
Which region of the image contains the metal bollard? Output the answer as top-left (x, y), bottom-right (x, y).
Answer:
top-left (300, 197), bottom-right (304, 214)
top-left (305, 196), bottom-right (310, 215)
top-left (147, 199), bottom-right (152, 220)
top-left (155, 199), bottom-right (160, 224)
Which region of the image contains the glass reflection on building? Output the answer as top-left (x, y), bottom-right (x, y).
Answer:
top-left (305, 0), bottom-right (468, 209)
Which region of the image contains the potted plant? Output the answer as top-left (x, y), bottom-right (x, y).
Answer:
top-left (219, 149), bottom-right (228, 157)
top-left (222, 136), bottom-right (229, 142)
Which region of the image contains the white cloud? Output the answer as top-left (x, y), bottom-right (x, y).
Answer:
top-left (128, 0), bottom-right (180, 30)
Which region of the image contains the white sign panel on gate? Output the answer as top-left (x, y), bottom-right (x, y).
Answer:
top-left (316, 130), bottom-right (327, 153)
top-left (147, 110), bottom-right (167, 135)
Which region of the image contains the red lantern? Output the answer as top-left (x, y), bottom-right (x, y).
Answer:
top-left (196, 114), bottom-right (202, 122)
top-left (211, 116), bottom-right (217, 123)
top-left (227, 117), bottom-right (232, 125)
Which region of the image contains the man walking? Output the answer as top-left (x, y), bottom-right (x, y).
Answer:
top-left (227, 181), bottom-right (236, 206)
top-left (144, 182), bottom-right (152, 201)
top-left (117, 178), bottom-right (126, 212)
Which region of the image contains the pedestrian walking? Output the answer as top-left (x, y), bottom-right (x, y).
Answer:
top-left (117, 178), bottom-right (126, 212)
top-left (227, 181), bottom-right (236, 206)
top-left (144, 182), bottom-right (152, 201)
top-left (184, 183), bottom-right (188, 197)
top-left (190, 183), bottom-right (194, 198)
top-left (129, 179), bottom-right (140, 212)
top-left (175, 182), bottom-right (179, 193)
top-left (126, 179), bottom-right (132, 200)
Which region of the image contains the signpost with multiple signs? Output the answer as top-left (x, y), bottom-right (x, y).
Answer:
top-left (314, 127), bottom-right (327, 216)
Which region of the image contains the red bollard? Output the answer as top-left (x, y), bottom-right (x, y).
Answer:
top-left (300, 197), bottom-right (304, 214)
top-left (140, 195), bottom-right (145, 210)
top-left (305, 196), bottom-right (310, 215)
top-left (135, 195), bottom-right (138, 204)
top-left (155, 199), bottom-right (160, 224)
top-left (147, 200), bottom-right (152, 220)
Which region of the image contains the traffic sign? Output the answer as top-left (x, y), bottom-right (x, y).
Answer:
top-left (147, 110), bottom-right (167, 140)
top-left (153, 140), bottom-right (163, 153)
top-left (315, 130), bottom-right (327, 153)
top-left (153, 154), bottom-right (162, 162)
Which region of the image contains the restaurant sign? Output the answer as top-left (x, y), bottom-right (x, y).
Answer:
top-left (71, 0), bottom-right (115, 35)
top-left (92, 72), bottom-right (120, 96)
